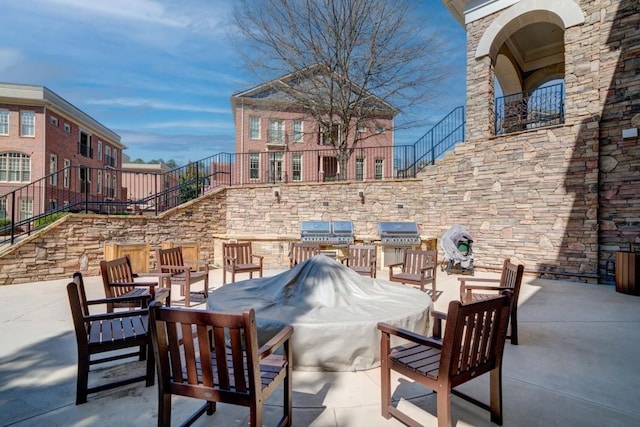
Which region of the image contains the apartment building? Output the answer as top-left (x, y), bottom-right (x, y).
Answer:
top-left (231, 67), bottom-right (397, 185)
top-left (0, 83), bottom-right (125, 220)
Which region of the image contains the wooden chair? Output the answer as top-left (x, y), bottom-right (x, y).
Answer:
top-left (340, 244), bottom-right (377, 278)
top-left (378, 293), bottom-right (512, 427)
top-left (222, 241), bottom-right (264, 284)
top-left (149, 302), bottom-right (294, 427)
top-left (67, 272), bottom-right (154, 405)
top-left (388, 249), bottom-right (438, 300)
top-left (155, 246), bottom-right (209, 307)
top-left (100, 255), bottom-right (171, 313)
top-left (288, 242), bottom-right (321, 267)
top-left (459, 258), bottom-right (525, 345)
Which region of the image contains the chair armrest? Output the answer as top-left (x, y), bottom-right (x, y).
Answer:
top-left (258, 326), bottom-right (294, 358)
top-left (458, 277), bottom-right (500, 285)
top-left (431, 310), bottom-right (447, 339)
top-left (87, 294), bottom-right (151, 306)
top-left (377, 322), bottom-right (442, 349)
top-left (388, 262), bottom-right (403, 268)
top-left (158, 264), bottom-right (192, 272)
top-left (108, 281), bottom-right (159, 288)
top-left (84, 308), bottom-right (149, 322)
top-left (251, 254), bottom-right (264, 261)
top-left (138, 272), bottom-right (173, 279)
top-left (461, 284), bottom-right (508, 291)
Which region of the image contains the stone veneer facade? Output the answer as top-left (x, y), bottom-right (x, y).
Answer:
top-left (0, 0), bottom-right (637, 286)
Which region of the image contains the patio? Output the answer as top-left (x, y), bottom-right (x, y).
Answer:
top-left (1, 266), bottom-right (639, 426)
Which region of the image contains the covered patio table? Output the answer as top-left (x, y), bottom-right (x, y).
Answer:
top-left (207, 254), bottom-right (432, 371)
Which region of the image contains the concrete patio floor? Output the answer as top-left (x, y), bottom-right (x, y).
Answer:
top-left (1, 265), bottom-right (640, 427)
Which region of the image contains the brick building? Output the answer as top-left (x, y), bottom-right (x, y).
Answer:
top-left (231, 67), bottom-right (396, 185)
top-left (0, 83), bottom-right (125, 220)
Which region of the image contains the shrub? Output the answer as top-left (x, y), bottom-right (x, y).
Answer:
top-left (35, 212), bottom-right (69, 228)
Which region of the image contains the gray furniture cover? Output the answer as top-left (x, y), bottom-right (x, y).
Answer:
top-left (207, 254), bottom-right (432, 371)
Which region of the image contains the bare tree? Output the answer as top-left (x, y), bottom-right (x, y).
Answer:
top-left (233, 0), bottom-right (449, 176)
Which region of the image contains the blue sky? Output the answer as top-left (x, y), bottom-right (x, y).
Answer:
top-left (0, 0), bottom-right (467, 165)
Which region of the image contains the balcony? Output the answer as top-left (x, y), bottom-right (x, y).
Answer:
top-left (495, 82), bottom-right (564, 135)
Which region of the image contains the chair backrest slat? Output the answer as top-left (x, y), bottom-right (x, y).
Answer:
top-left (157, 247), bottom-right (185, 274)
top-left (440, 295), bottom-right (511, 382)
top-left (100, 256), bottom-right (136, 298)
top-left (289, 242), bottom-right (321, 267)
top-left (223, 242), bottom-right (253, 265)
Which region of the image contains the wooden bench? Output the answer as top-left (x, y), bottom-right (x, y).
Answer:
top-left (222, 241), bottom-right (264, 284)
top-left (67, 272), bottom-right (154, 404)
top-left (100, 255), bottom-right (170, 312)
top-left (156, 246), bottom-right (209, 307)
top-left (288, 242), bottom-right (321, 268)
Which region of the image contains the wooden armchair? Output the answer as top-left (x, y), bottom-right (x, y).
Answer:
top-left (378, 294), bottom-right (512, 427)
top-left (340, 244), bottom-right (377, 278)
top-left (149, 303), bottom-right (294, 427)
top-left (459, 258), bottom-right (525, 344)
top-left (155, 246), bottom-right (209, 307)
top-left (67, 272), bottom-right (154, 405)
top-left (288, 242), bottom-right (321, 267)
top-left (222, 241), bottom-right (264, 284)
top-left (388, 249), bottom-right (438, 300)
top-left (100, 255), bottom-right (170, 313)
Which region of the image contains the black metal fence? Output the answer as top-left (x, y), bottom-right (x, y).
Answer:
top-left (495, 83), bottom-right (564, 135)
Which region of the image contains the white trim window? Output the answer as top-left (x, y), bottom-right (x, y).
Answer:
top-left (292, 154), bottom-right (302, 181)
top-left (97, 141), bottom-right (103, 161)
top-left (293, 120), bottom-right (303, 142)
top-left (50, 116), bottom-right (58, 126)
top-left (20, 198), bottom-right (33, 221)
top-left (0, 152), bottom-right (31, 182)
top-left (97, 170), bottom-right (102, 194)
top-left (249, 116), bottom-right (261, 139)
top-left (20, 111), bottom-right (35, 137)
top-left (356, 157), bottom-right (364, 181)
top-left (268, 119), bottom-right (285, 144)
top-left (63, 159), bottom-right (71, 188)
top-left (0, 109), bottom-right (9, 135)
top-left (374, 158), bottom-right (383, 180)
top-left (50, 154), bottom-right (58, 185)
top-left (249, 152), bottom-right (260, 179)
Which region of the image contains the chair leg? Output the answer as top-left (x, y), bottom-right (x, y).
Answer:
top-left (223, 268), bottom-right (227, 285)
top-left (509, 309), bottom-right (519, 345)
top-left (157, 391), bottom-right (171, 427)
top-left (436, 388), bottom-right (452, 427)
top-left (76, 351), bottom-right (89, 405)
top-left (145, 343), bottom-right (155, 387)
top-left (489, 367), bottom-right (503, 425)
top-left (250, 403), bottom-right (263, 427)
top-left (380, 336), bottom-right (392, 419)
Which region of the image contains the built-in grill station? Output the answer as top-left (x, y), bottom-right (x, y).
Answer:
top-left (300, 220), bottom-right (355, 246)
top-left (377, 221), bottom-right (421, 266)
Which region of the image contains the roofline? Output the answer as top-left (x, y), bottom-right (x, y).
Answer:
top-left (231, 65), bottom-right (399, 114)
top-left (0, 82), bottom-right (126, 149)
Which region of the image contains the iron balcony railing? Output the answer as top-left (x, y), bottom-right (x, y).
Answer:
top-left (495, 83), bottom-right (564, 135)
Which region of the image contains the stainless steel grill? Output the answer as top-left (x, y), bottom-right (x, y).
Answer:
top-left (300, 220), bottom-right (354, 246)
top-left (377, 222), bottom-right (421, 246)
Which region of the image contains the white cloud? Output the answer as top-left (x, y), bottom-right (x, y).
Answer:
top-left (86, 97), bottom-right (228, 114)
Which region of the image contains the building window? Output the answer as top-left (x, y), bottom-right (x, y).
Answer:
top-left (356, 157), bottom-right (364, 181)
top-left (249, 153), bottom-right (259, 179)
top-left (292, 154), bottom-right (302, 181)
top-left (63, 123), bottom-right (71, 132)
top-left (49, 199), bottom-right (57, 211)
top-left (0, 152), bottom-right (31, 182)
top-left (112, 175), bottom-right (117, 198)
top-left (79, 130), bottom-right (91, 157)
top-left (374, 159), bottom-right (383, 180)
top-left (97, 170), bottom-right (102, 194)
top-left (293, 120), bottom-right (303, 142)
top-left (0, 198), bottom-right (6, 218)
top-left (79, 166), bottom-right (90, 193)
top-left (97, 141), bottom-right (103, 161)
top-left (113, 149), bottom-right (118, 167)
top-left (63, 159), bottom-right (70, 188)
top-left (20, 198), bottom-right (33, 221)
top-left (20, 111), bottom-right (35, 137)
top-left (0, 110), bottom-right (9, 135)
top-left (357, 124), bottom-right (366, 133)
top-left (49, 154), bottom-right (57, 185)
top-left (50, 116), bottom-right (58, 126)
top-left (319, 124), bottom-right (340, 145)
top-left (374, 125), bottom-right (385, 134)
top-left (268, 119), bottom-right (285, 144)
top-left (249, 116), bottom-right (261, 139)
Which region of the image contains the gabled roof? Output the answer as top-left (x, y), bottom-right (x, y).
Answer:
top-left (231, 65), bottom-right (398, 116)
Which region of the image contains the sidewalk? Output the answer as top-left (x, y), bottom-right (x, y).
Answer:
top-left (1, 267), bottom-right (639, 426)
